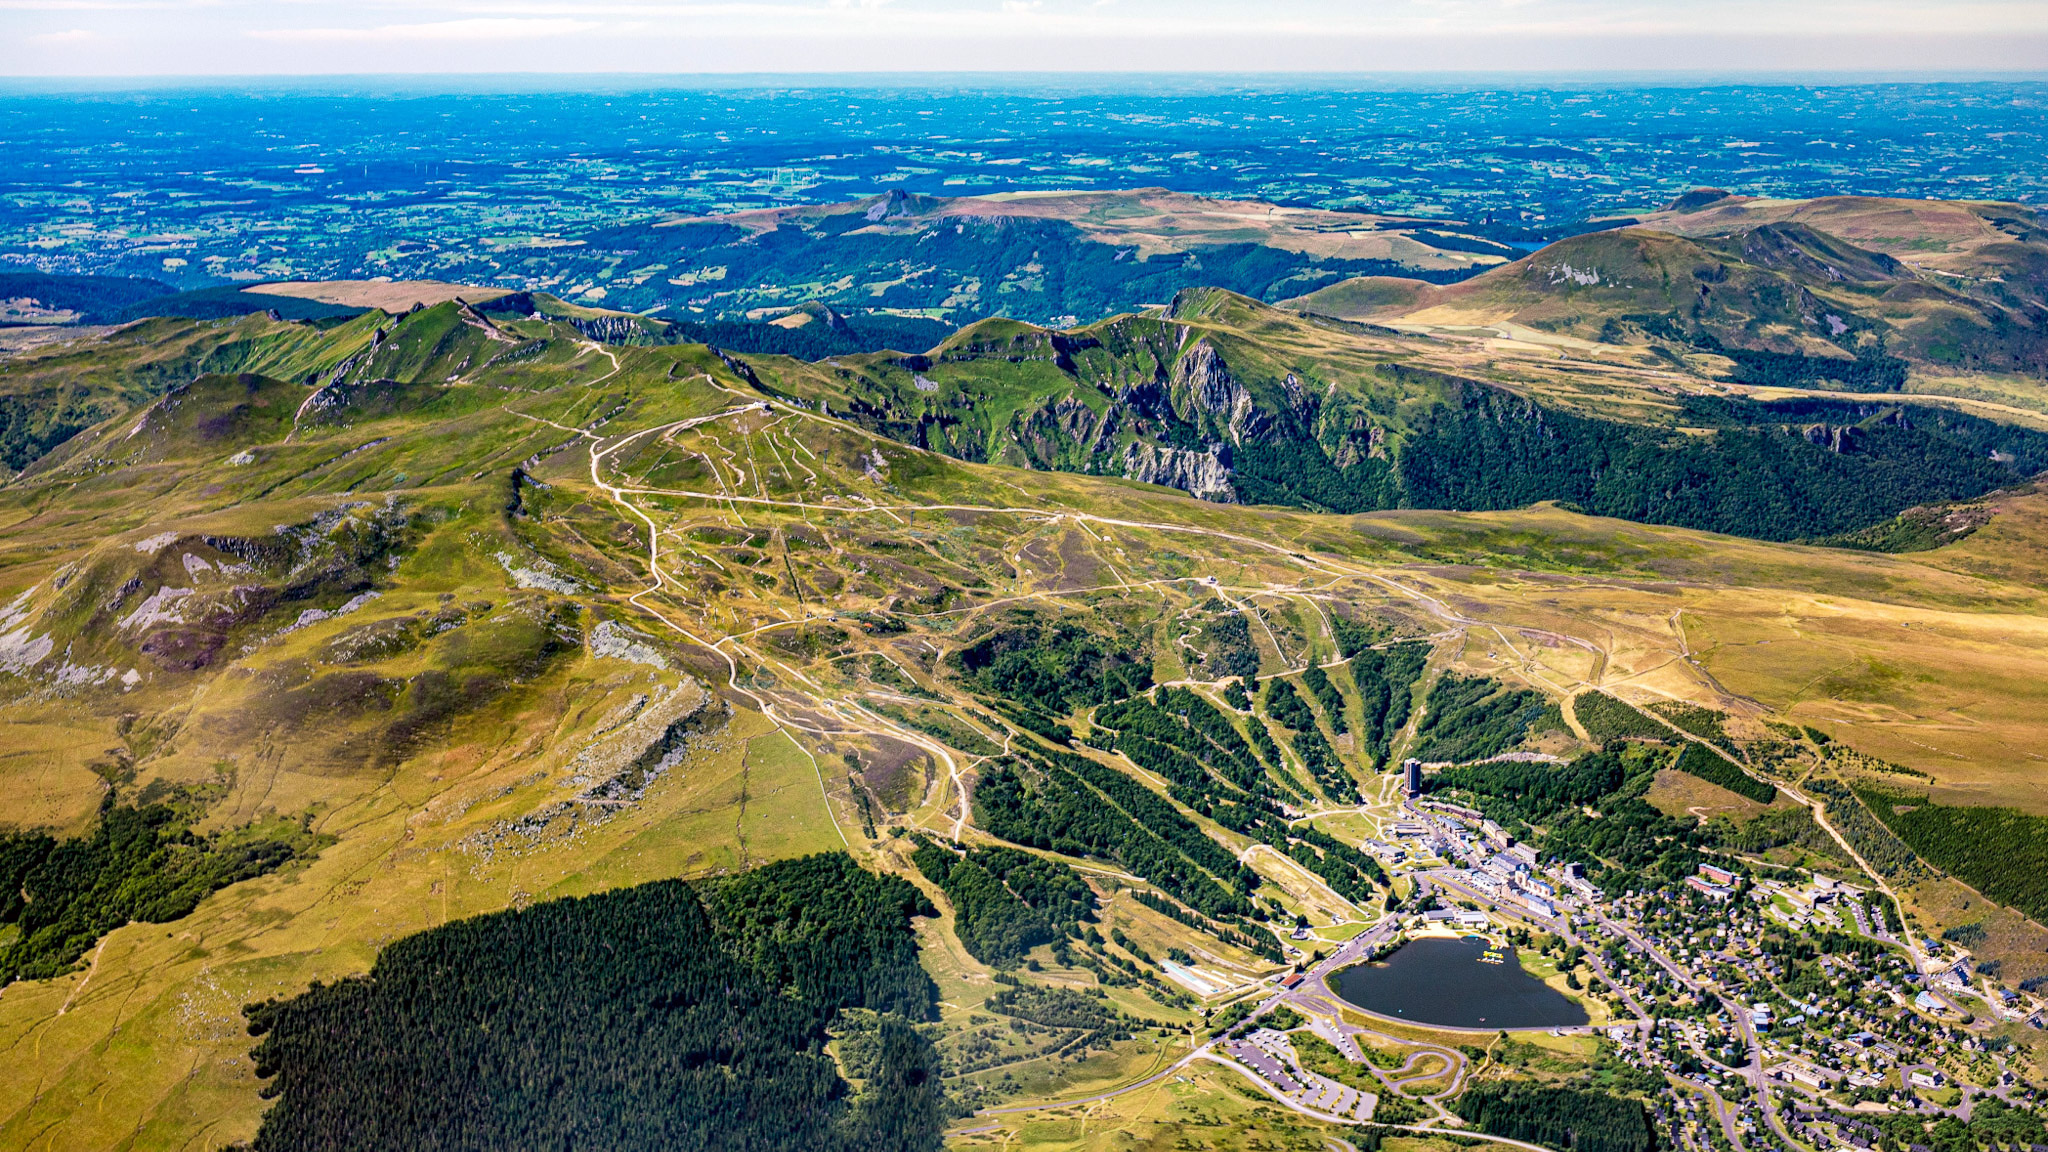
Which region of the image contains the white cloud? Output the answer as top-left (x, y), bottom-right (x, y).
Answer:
top-left (9, 0), bottom-right (2048, 71)
top-left (247, 16), bottom-right (599, 40)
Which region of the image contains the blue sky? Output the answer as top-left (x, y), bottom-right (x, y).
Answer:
top-left (8, 0), bottom-right (2048, 75)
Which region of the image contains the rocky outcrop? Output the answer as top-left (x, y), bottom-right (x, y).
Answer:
top-left (1120, 442), bottom-right (1237, 503)
top-left (1280, 372), bottom-right (1319, 427)
top-left (567, 314), bottom-right (646, 344)
top-left (1169, 340), bottom-right (1272, 446)
top-left (1018, 395), bottom-right (1104, 466)
top-left (1803, 423), bottom-right (1858, 453)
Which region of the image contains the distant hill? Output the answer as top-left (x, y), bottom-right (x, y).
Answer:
top-left (0, 272), bottom-right (173, 325)
top-left (113, 285), bottom-right (371, 324)
top-left (570, 187), bottom-right (1509, 325)
top-left (730, 287), bottom-right (2048, 542)
top-left (1286, 195), bottom-right (2048, 379)
top-left (7, 280), bottom-right (2044, 544)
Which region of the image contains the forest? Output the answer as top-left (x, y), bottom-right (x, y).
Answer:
top-left (1670, 742), bottom-right (1777, 804)
top-left (1094, 687), bottom-right (1383, 906)
top-left (1429, 754), bottom-right (1624, 824)
top-left (1857, 787), bottom-right (2048, 924)
top-left (1866, 1097), bottom-right (2048, 1152)
top-left (908, 836), bottom-right (1094, 968)
top-left (1298, 664), bottom-right (1351, 736)
top-left (973, 750), bottom-right (1255, 924)
top-left (1431, 745), bottom-right (1710, 889)
top-left (1454, 1082), bottom-right (1656, 1152)
top-left (1716, 346), bottom-right (1910, 393)
top-left (1571, 692), bottom-right (1669, 743)
top-left (1406, 674), bottom-right (1546, 764)
top-left (1649, 701), bottom-right (1739, 756)
top-left (1338, 639), bottom-right (1430, 769)
top-left (0, 270), bottom-right (175, 323)
top-left (241, 855), bottom-right (944, 1152)
top-left (1190, 607), bottom-right (1262, 681)
top-left (1097, 685), bottom-right (1275, 803)
top-left (1233, 375), bottom-right (2048, 542)
top-left (0, 793), bottom-right (325, 985)
top-left (952, 615), bottom-right (1153, 720)
top-left (1261, 676), bottom-right (1352, 800)
top-left (577, 210), bottom-right (1477, 324)
top-left (660, 312), bottom-right (955, 359)
top-left (1705, 805), bottom-right (1849, 869)
top-left (1805, 780), bottom-right (1927, 881)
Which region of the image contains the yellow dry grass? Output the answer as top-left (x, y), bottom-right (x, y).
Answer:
top-left (245, 280), bottom-right (513, 312)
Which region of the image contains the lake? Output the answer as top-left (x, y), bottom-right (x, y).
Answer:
top-left (1331, 936), bottom-right (1590, 1030)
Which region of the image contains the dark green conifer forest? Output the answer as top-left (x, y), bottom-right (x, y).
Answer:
top-left (241, 855), bottom-right (943, 1152)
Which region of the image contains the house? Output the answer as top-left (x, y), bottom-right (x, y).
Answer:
top-left (1908, 1069), bottom-right (1946, 1090)
top-left (1455, 910), bottom-right (1490, 930)
top-left (1783, 1063), bottom-right (1832, 1088)
top-left (1686, 875), bottom-right (1734, 901)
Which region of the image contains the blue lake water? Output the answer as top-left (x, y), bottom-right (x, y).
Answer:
top-left (1332, 936), bottom-right (1590, 1030)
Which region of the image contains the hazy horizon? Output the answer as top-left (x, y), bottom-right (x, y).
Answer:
top-left (9, 0), bottom-right (2048, 77)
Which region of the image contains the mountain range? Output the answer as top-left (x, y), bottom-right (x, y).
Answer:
top-left (2, 186), bottom-right (2048, 1150)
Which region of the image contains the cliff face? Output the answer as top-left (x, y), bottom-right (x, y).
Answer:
top-left (1167, 339), bottom-right (1272, 447)
top-left (1121, 441), bottom-right (1237, 502)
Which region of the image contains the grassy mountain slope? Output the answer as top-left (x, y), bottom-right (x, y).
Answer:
top-left (1291, 196), bottom-right (2048, 381)
top-left (737, 286), bottom-right (2048, 541)
top-left (0, 310), bottom-right (2047, 1145)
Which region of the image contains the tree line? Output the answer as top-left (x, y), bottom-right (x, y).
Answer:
top-left (908, 836), bottom-right (1094, 969)
top-left (1336, 633), bottom-right (1430, 769)
top-left (952, 614), bottom-right (1153, 720)
top-left (241, 854), bottom-right (944, 1152)
top-left (1572, 692), bottom-right (1669, 743)
top-left (1671, 742), bottom-right (1777, 804)
top-left (973, 749), bottom-right (1254, 924)
top-left (1429, 744), bottom-right (1712, 891)
top-left (1454, 1082), bottom-right (1656, 1152)
top-left (1234, 369), bottom-right (2048, 543)
top-left (1262, 676), bottom-right (1353, 800)
top-left (1, 793), bottom-right (325, 986)
top-left (1097, 686), bottom-right (1384, 911)
top-left (1858, 785), bottom-right (2048, 924)
top-left (1407, 674), bottom-right (1546, 764)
